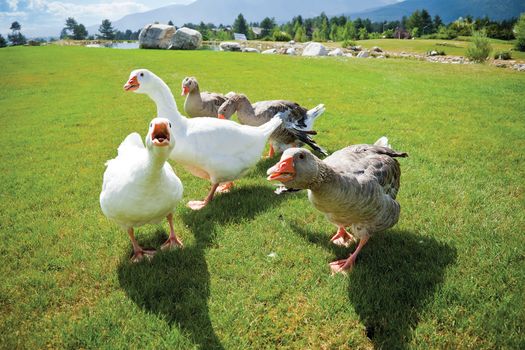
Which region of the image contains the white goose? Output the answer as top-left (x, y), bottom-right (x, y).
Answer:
top-left (100, 117), bottom-right (184, 262)
top-left (124, 69), bottom-right (282, 210)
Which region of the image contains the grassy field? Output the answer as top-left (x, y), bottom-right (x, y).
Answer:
top-left (1, 46), bottom-right (524, 349)
top-left (345, 38), bottom-right (525, 60)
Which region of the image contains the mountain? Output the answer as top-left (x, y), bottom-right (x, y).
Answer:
top-left (103, 0), bottom-right (399, 31)
top-left (349, 0), bottom-right (525, 23)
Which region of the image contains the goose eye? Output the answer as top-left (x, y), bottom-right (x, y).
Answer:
top-left (169, 122), bottom-right (172, 128)
top-left (299, 154), bottom-right (305, 160)
top-left (140, 72), bottom-right (144, 77)
top-left (149, 123), bottom-right (152, 128)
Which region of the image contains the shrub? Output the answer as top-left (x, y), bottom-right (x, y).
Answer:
top-left (272, 31), bottom-right (291, 42)
top-left (494, 51), bottom-right (512, 60)
top-left (341, 39), bottom-right (356, 48)
top-left (0, 34), bottom-right (6, 48)
top-left (514, 13), bottom-right (525, 51)
top-left (466, 31), bottom-right (492, 63)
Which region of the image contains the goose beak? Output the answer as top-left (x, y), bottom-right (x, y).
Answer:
top-left (124, 75), bottom-right (139, 91)
top-left (267, 156), bottom-right (295, 183)
top-left (181, 86), bottom-right (189, 96)
top-left (218, 114), bottom-right (226, 119)
top-left (151, 122), bottom-right (170, 147)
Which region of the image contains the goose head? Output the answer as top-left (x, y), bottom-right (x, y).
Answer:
top-left (267, 148), bottom-right (319, 189)
top-left (217, 98), bottom-right (237, 119)
top-left (145, 117), bottom-right (175, 154)
top-left (181, 76), bottom-right (198, 96)
top-left (124, 69), bottom-right (158, 94)
top-left (218, 93), bottom-right (246, 119)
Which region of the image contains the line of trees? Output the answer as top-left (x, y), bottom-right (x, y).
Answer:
top-left (59, 18), bottom-right (135, 41)
top-left (177, 10), bottom-right (521, 44)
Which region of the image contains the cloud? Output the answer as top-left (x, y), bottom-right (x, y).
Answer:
top-left (6, 0), bottom-right (20, 11)
top-left (25, 1), bottom-right (149, 21)
top-left (0, 11), bottom-right (27, 18)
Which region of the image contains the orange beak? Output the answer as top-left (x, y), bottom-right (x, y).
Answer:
top-left (218, 114), bottom-right (226, 119)
top-left (150, 122), bottom-right (170, 147)
top-left (181, 86), bottom-right (189, 96)
top-left (267, 156), bottom-right (295, 183)
top-left (124, 75), bottom-right (139, 91)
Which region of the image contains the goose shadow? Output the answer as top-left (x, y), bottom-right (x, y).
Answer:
top-left (290, 223), bottom-right (456, 349)
top-left (117, 185), bottom-right (288, 349)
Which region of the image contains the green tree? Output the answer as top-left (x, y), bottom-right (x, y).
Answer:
top-left (433, 15), bottom-right (443, 30)
top-left (358, 27), bottom-right (368, 40)
top-left (420, 9), bottom-right (433, 34)
top-left (233, 13), bottom-right (248, 35)
top-left (8, 21), bottom-right (26, 46)
top-left (294, 26), bottom-right (307, 42)
top-left (0, 34), bottom-right (6, 48)
top-left (98, 19), bottom-right (115, 40)
top-left (65, 17), bottom-right (77, 37)
top-left (168, 20), bottom-right (174, 26)
top-left (73, 23), bottom-right (88, 40)
top-left (260, 17), bottom-right (275, 38)
top-left (514, 13), bottom-right (525, 51)
top-left (466, 30), bottom-right (492, 62)
top-left (10, 21), bottom-right (21, 31)
top-left (343, 21), bottom-right (357, 40)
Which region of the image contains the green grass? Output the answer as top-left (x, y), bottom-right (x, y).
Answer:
top-left (1, 46), bottom-right (524, 349)
top-left (352, 38), bottom-right (525, 60)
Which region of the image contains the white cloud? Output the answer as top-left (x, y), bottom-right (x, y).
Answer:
top-left (7, 0), bottom-right (20, 11)
top-left (24, 1), bottom-right (149, 21)
top-left (0, 11), bottom-right (27, 18)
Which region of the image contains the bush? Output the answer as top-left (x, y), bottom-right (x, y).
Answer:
top-left (494, 51), bottom-right (512, 60)
top-left (466, 31), bottom-right (492, 63)
top-left (514, 13), bottom-right (525, 51)
top-left (341, 39), bottom-right (356, 48)
top-left (272, 31), bottom-right (291, 42)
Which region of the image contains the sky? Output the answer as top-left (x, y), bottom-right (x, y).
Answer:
top-left (0, 0), bottom-right (195, 37)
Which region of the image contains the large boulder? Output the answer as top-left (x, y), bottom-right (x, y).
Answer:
top-left (357, 50), bottom-right (370, 58)
top-left (302, 42), bottom-right (328, 56)
top-left (169, 27), bottom-right (202, 50)
top-left (139, 24), bottom-right (176, 49)
top-left (262, 48), bottom-right (277, 54)
top-left (220, 42), bottom-right (241, 52)
top-left (242, 47), bottom-right (259, 53)
top-left (328, 48), bottom-right (343, 56)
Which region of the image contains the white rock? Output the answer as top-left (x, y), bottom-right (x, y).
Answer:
top-left (286, 47), bottom-right (296, 55)
top-left (344, 53), bottom-right (353, 57)
top-left (328, 48), bottom-right (344, 56)
top-left (139, 24), bottom-right (176, 49)
top-left (220, 42), bottom-right (241, 52)
top-left (169, 27), bottom-right (202, 50)
top-left (262, 48), bottom-right (277, 54)
top-left (357, 50), bottom-right (370, 58)
top-left (302, 42), bottom-right (328, 56)
top-left (242, 47), bottom-right (259, 53)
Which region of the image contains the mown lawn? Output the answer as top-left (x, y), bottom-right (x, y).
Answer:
top-left (1, 46), bottom-right (524, 349)
top-left (355, 38), bottom-right (525, 60)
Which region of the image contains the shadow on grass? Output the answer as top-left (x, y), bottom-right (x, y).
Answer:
top-left (117, 185), bottom-right (288, 350)
top-left (290, 223), bottom-right (456, 349)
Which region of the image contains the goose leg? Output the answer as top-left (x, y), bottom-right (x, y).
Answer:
top-left (216, 181), bottom-right (234, 193)
top-left (330, 235), bottom-right (369, 274)
top-left (187, 183), bottom-right (220, 210)
top-left (161, 213), bottom-right (184, 251)
top-left (267, 144), bottom-right (275, 158)
top-left (330, 226), bottom-right (355, 247)
top-left (127, 228), bottom-right (156, 263)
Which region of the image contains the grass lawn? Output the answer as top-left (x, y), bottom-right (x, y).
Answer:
top-left (353, 38), bottom-right (525, 60)
top-left (1, 46), bottom-right (524, 349)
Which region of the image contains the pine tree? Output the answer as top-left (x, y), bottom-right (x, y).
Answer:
top-left (260, 17), bottom-right (275, 38)
top-left (8, 21), bottom-right (26, 46)
top-left (73, 24), bottom-right (88, 40)
top-left (0, 34), bottom-right (7, 48)
top-left (233, 13), bottom-right (248, 35)
top-left (514, 13), bottom-right (525, 51)
top-left (98, 19), bottom-right (115, 40)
